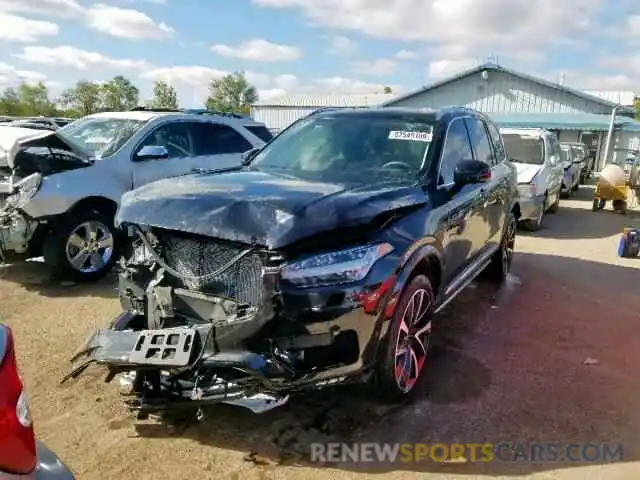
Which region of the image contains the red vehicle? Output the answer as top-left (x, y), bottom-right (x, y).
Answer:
top-left (0, 324), bottom-right (74, 478)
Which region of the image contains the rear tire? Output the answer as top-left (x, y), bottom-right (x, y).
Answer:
top-left (485, 211), bottom-right (516, 282)
top-left (376, 274), bottom-right (434, 402)
top-left (43, 209), bottom-right (119, 282)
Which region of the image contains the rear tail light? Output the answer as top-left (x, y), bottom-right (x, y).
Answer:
top-left (0, 324), bottom-right (37, 475)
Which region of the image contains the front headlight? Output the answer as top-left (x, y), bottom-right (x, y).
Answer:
top-left (281, 243), bottom-right (394, 287)
top-left (5, 173), bottom-right (42, 208)
top-left (517, 184), bottom-right (536, 197)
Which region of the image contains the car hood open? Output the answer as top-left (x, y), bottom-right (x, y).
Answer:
top-left (116, 168), bottom-right (428, 249)
top-left (0, 126), bottom-right (53, 169)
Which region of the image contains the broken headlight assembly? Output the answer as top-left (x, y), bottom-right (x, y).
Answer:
top-left (281, 243), bottom-right (394, 288)
top-left (4, 173), bottom-right (42, 209)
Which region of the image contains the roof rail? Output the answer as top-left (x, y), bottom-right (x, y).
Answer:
top-left (183, 108), bottom-right (250, 119)
top-left (129, 106), bottom-right (183, 112)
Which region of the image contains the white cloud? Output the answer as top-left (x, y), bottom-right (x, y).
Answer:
top-left (0, 0), bottom-right (84, 18)
top-left (625, 14), bottom-right (640, 41)
top-left (351, 58), bottom-right (397, 75)
top-left (140, 66), bottom-right (230, 104)
top-left (258, 88), bottom-right (288, 101)
top-left (15, 45), bottom-right (149, 71)
top-left (328, 36), bottom-right (357, 56)
top-left (86, 4), bottom-right (174, 39)
top-left (0, 62), bottom-right (47, 88)
top-left (0, 0), bottom-right (173, 39)
top-left (252, 0), bottom-right (599, 62)
top-left (211, 38), bottom-right (301, 62)
top-left (314, 76), bottom-right (401, 93)
top-left (0, 12), bottom-right (58, 42)
top-left (395, 49), bottom-right (417, 60)
top-left (427, 58), bottom-right (478, 79)
top-left (273, 74), bottom-right (299, 89)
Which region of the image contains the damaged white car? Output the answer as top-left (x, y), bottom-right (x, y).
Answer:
top-left (0, 109), bottom-right (268, 281)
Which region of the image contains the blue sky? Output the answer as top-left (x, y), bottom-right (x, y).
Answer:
top-left (0, 0), bottom-right (639, 107)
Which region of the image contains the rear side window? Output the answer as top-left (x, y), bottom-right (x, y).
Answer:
top-left (245, 125), bottom-right (273, 142)
top-left (192, 123), bottom-right (253, 155)
top-left (464, 117), bottom-right (494, 165)
top-left (485, 121), bottom-right (506, 164)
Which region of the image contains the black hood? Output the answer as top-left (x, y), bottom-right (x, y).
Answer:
top-left (116, 169), bottom-right (428, 249)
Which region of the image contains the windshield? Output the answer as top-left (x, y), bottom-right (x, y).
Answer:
top-left (249, 114), bottom-right (434, 183)
top-left (502, 134), bottom-right (544, 165)
top-left (56, 116), bottom-right (147, 158)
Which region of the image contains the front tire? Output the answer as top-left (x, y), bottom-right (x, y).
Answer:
top-left (522, 200), bottom-right (544, 231)
top-left (547, 191), bottom-right (560, 213)
top-left (376, 274), bottom-right (434, 401)
top-left (43, 209), bottom-right (119, 282)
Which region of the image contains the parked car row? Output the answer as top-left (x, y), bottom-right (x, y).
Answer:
top-left (499, 127), bottom-right (587, 231)
top-left (1, 106), bottom-right (592, 478)
top-left (0, 117), bottom-right (72, 130)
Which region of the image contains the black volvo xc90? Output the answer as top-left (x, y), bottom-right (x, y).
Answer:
top-left (65, 106), bottom-right (520, 414)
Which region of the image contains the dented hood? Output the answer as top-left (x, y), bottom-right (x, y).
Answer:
top-left (0, 126), bottom-right (53, 168)
top-left (116, 168), bottom-right (427, 249)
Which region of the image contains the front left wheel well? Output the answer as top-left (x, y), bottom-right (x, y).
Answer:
top-left (511, 202), bottom-right (521, 220)
top-left (68, 196), bottom-right (118, 218)
top-left (409, 254), bottom-right (442, 295)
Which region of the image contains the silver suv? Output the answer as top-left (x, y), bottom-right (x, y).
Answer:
top-left (0, 108), bottom-right (269, 281)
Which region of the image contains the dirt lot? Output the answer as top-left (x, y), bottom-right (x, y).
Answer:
top-left (2, 186), bottom-right (640, 480)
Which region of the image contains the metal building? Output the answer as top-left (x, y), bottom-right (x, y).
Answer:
top-left (382, 63), bottom-right (640, 170)
top-left (251, 93), bottom-right (397, 134)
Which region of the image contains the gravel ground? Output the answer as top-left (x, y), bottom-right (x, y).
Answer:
top-left (2, 185), bottom-right (640, 480)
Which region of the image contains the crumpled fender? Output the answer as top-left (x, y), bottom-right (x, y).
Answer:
top-left (21, 162), bottom-right (127, 218)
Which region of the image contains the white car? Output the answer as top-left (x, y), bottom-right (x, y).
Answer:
top-left (0, 108), bottom-right (269, 281)
top-left (559, 143), bottom-right (582, 196)
top-left (500, 128), bottom-right (564, 231)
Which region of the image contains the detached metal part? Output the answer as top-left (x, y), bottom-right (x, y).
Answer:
top-left (0, 209), bottom-right (37, 258)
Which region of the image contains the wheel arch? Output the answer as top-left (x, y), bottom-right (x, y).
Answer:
top-left (389, 244), bottom-right (443, 315)
top-left (68, 196), bottom-right (119, 218)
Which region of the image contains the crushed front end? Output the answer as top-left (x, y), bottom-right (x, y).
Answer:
top-left (65, 225), bottom-right (399, 415)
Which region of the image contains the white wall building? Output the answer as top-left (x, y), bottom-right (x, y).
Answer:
top-left (251, 93), bottom-right (397, 134)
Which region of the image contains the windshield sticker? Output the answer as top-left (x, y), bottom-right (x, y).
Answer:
top-left (389, 131), bottom-right (432, 142)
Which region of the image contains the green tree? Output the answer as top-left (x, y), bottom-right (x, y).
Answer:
top-left (18, 82), bottom-right (55, 116)
top-left (60, 80), bottom-right (103, 116)
top-left (205, 71), bottom-right (258, 114)
top-left (0, 88), bottom-right (22, 116)
top-left (150, 80), bottom-right (179, 109)
top-left (101, 75), bottom-right (139, 111)
top-left (635, 97), bottom-right (640, 120)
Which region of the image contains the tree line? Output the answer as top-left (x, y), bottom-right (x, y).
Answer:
top-left (0, 71), bottom-right (259, 118)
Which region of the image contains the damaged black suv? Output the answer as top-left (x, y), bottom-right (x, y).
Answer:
top-left (65, 107), bottom-right (519, 414)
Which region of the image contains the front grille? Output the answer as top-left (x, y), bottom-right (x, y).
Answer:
top-left (157, 232), bottom-right (264, 307)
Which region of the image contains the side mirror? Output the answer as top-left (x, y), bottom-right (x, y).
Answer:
top-left (453, 159), bottom-right (491, 186)
top-left (134, 145), bottom-right (169, 162)
top-left (241, 147), bottom-right (260, 165)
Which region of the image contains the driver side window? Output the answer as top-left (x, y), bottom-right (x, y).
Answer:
top-left (438, 118), bottom-right (473, 186)
top-left (136, 123), bottom-right (193, 159)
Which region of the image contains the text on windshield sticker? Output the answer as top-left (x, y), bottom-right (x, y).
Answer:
top-left (388, 131), bottom-right (432, 142)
